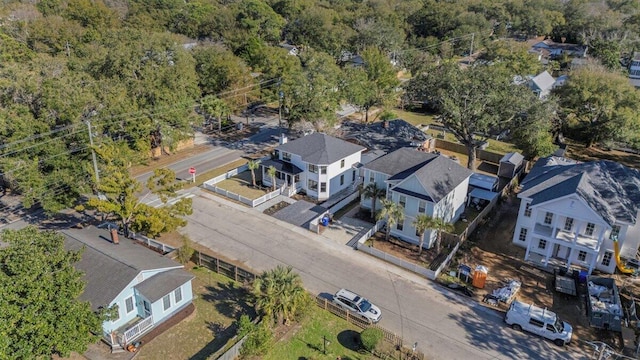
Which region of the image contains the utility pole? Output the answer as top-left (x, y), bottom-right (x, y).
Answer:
top-left (469, 33), bottom-right (475, 59)
top-left (86, 119), bottom-right (100, 186)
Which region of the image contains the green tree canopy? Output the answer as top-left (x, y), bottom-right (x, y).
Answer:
top-left (0, 226), bottom-right (104, 359)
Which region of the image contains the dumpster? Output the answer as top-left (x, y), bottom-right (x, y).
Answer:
top-left (472, 265), bottom-right (488, 289)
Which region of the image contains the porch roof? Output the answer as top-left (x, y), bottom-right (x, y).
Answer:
top-left (261, 159), bottom-right (304, 175)
top-left (135, 269), bottom-right (195, 303)
top-left (469, 188), bottom-right (499, 202)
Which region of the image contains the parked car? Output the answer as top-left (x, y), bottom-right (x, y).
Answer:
top-left (505, 301), bottom-right (572, 346)
top-left (332, 288), bottom-right (382, 323)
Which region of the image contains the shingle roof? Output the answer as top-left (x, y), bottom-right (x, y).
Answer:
top-left (341, 119), bottom-right (431, 152)
top-left (276, 133), bottom-right (365, 165)
top-left (519, 156), bottom-right (640, 225)
top-left (62, 227), bottom-right (184, 310)
top-left (134, 269), bottom-right (194, 303)
top-left (500, 152), bottom-right (524, 165)
top-left (365, 148), bottom-right (472, 203)
top-left (530, 71), bottom-right (555, 92)
top-left (261, 158), bottom-right (304, 174)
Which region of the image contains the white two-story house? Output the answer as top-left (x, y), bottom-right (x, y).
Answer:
top-left (361, 148), bottom-right (472, 248)
top-left (512, 156), bottom-right (640, 274)
top-left (261, 133), bottom-right (366, 201)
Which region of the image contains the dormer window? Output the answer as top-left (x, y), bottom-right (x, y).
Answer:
top-left (282, 152), bottom-right (291, 162)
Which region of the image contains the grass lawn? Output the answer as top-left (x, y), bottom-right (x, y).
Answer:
top-left (183, 158), bottom-right (248, 190)
top-left (136, 266), bottom-right (254, 360)
top-left (393, 109), bottom-right (436, 127)
top-left (263, 306), bottom-right (382, 360)
top-left (215, 170), bottom-right (270, 199)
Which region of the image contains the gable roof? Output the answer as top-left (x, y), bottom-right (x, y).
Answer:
top-left (62, 227), bottom-right (183, 310)
top-left (134, 269), bottom-right (194, 303)
top-left (340, 119), bottom-right (432, 153)
top-left (519, 156), bottom-right (640, 225)
top-left (365, 148), bottom-right (472, 203)
top-left (276, 133), bottom-right (365, 164)
top-left (500, 152), bottom-right (524, 165)
top-left (530, 71), bottom-right (555, 92)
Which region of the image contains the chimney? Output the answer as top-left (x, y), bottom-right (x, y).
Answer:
top-left (279, 133), bottom-right (288, 145)
top-left (383, 120), bottom-right (389, 129)
top-left (110, 228), bottom-right (119, 245)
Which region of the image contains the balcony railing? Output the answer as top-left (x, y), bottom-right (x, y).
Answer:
top-left (533, 223), bottom-right (601, 250)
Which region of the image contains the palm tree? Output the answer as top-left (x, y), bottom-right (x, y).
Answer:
top-left (361, 183), bottom-right (386, 219)
top-left (247, 160), bottom-right (260, 187)
top-left (429, 216), bottom-right (454, 254)
top-left (376, 199), bottom-right (404, 242)
top-left (413, 213), bottom-right (431, 256)
top-left (252, 265), bottom-right (307, 325)
top-left (267, 166), bottom-right (277, 191)
top-left (201, 95), bottom-right (231, 132)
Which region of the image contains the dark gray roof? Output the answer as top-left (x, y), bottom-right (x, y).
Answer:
top-left (364, 148), bottom-right (438, 177)
top-left (392, 187), bottom-right (433, 202)
top-left (62, 227), bottom-right (183, 310)
top-left (341, 119), bottom-right (432, 153)
top-left (519, 156), bottom-right (640, 225)
top-left (366, 148), bottom-right (472, 203)
top-left (261, 158), bottom-right (304, 174)
top-left (134, 269), bottom-right (194, 303)
top-left (276, 133), bottom-right (365, 165)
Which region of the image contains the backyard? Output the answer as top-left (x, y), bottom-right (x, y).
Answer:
top-left (214, 169), bottom-right (272, 199)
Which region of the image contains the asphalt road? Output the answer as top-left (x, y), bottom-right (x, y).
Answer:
top-left (181, 189), bottom-right (588, 360)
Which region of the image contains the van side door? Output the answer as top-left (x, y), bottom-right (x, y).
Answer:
top-left (527, 318), bottom-right (544, 336)
top-left (544, 323), bottom-right (558, 339)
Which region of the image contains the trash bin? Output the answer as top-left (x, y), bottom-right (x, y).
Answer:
top-left (578, 270), bottom-right (588, 284)
top-left (321, 216), bottom-right (330, 227)
top-left (472, 265), bottom-right (488, 289)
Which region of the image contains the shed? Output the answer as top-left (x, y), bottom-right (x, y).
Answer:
top-left (469, 173), bottom-right (498, 191)
top-left (498, 152), bottom-right (524, 178)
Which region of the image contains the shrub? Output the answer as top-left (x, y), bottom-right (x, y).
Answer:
top-left (359, 328), bottom-right (383, 351)
top-left (176, 235), bottom-right (195, 264)
top-left (239, 319), bottom-right (273, 357)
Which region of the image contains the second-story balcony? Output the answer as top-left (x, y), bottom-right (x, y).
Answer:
top-left (533, 223), bottom-right (601, 251)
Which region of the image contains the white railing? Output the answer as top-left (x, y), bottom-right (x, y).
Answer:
top-left (122, 315), bottom-right (154, 344)
top-left (130, 232), bottom-right (175, 254)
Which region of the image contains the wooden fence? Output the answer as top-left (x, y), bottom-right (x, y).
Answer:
top-left (315, 296), bottom-right (425, 360)
top-left (191, 251), bottom-right (256, 283)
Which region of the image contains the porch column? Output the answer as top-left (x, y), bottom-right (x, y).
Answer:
top-left (566, 248), bottom-right (574, 271)
top-left (573, 220), bottom-right (580, 245)
top-left (544, 240), bottom-right (553, 266)
top-left (551, 213), bottom-right (560, 238)
top-left (588, 252), bottom-right (597, 274)
top-left (596, 226), bottom-right (607, 252)
top-left (524, 240), bottom-right (532, 261)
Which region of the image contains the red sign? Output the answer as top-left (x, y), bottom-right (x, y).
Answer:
top-left (189, 167), bottom-right (196, 174)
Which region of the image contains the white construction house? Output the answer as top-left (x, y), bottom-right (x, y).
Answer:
top-left (361, 148), bottom-right (472, 248)
top-left (512, 156), bottom-right (640, 274)
top-left (261, 133), bottom-right (365, 201)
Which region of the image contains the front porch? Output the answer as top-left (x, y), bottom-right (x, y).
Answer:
top-left (106, 315), bottom-right (154, 350)
top-left (260, 158), bottom-right (303, 193)
top-left (525, 239), bottom-right (597, 274)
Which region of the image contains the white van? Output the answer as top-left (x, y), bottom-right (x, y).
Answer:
top-left (505, 301), bottom-right (573, 346)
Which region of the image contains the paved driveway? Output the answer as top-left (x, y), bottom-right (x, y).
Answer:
top-left (180, 189), bottom-right (587, 360)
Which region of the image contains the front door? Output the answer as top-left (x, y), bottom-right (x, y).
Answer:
top-left (143, 300), bottom-right (151, 317)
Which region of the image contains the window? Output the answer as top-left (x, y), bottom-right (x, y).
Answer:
top-left (578, 250), bottom-right (587, 262)
top-left (524, 203), bottom-right (532, 217)
top-left (396, 220), bottom-right (404, 231)
top-left (399, 196), bottom-right (406, 208)
top-left (544, 212), bottom-right (553, 225)
top-left (352, 171), bottom-right (356, 181)
top-left (320, 182), bottom-right (327, 193)
top-left (308, 164), bottom-right (318, 173)
top-left (282, 152), bottom-right (291, 162)
top-left (529, 318), bottom-right (544, 328)
top-left (143, 300), bottom-right (151, 313)
top-left (320, 166), bottom-right (327, 175)
top-left (308, 179), bottom-right (318, 191)
top-left (602, 251), bottom-right (613, 266)
top-left (538, 239), bottom-right (547, 250)
top-left (125, 296), bottom-right (134, 314)
top-left (340, 175), bottom-right (344, 185)
top-left (416, 227), bottom-right (422, 236)
top-left (564, 218), bottom-right (573, 231)
top-left (340, 159), bottom-right (345, 168)
top-left (174, 287), bottom-right (182, 303)
top-left (546, 324), bottom-right (557, 333)
top-left (610, 225), bottom-right (621, 240)
top-left (369, 172), bottom-right (375, 183)
top-left (518, 228), bottom-right (528, 242)
top-left (418, 201), bottom-right (426, 213)
top-left (163, 294), bottom-right (171, 311)
top-left (112, 306), bottom-right (120, 322)
top-left (585, 223), bottom-right (595, 236)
